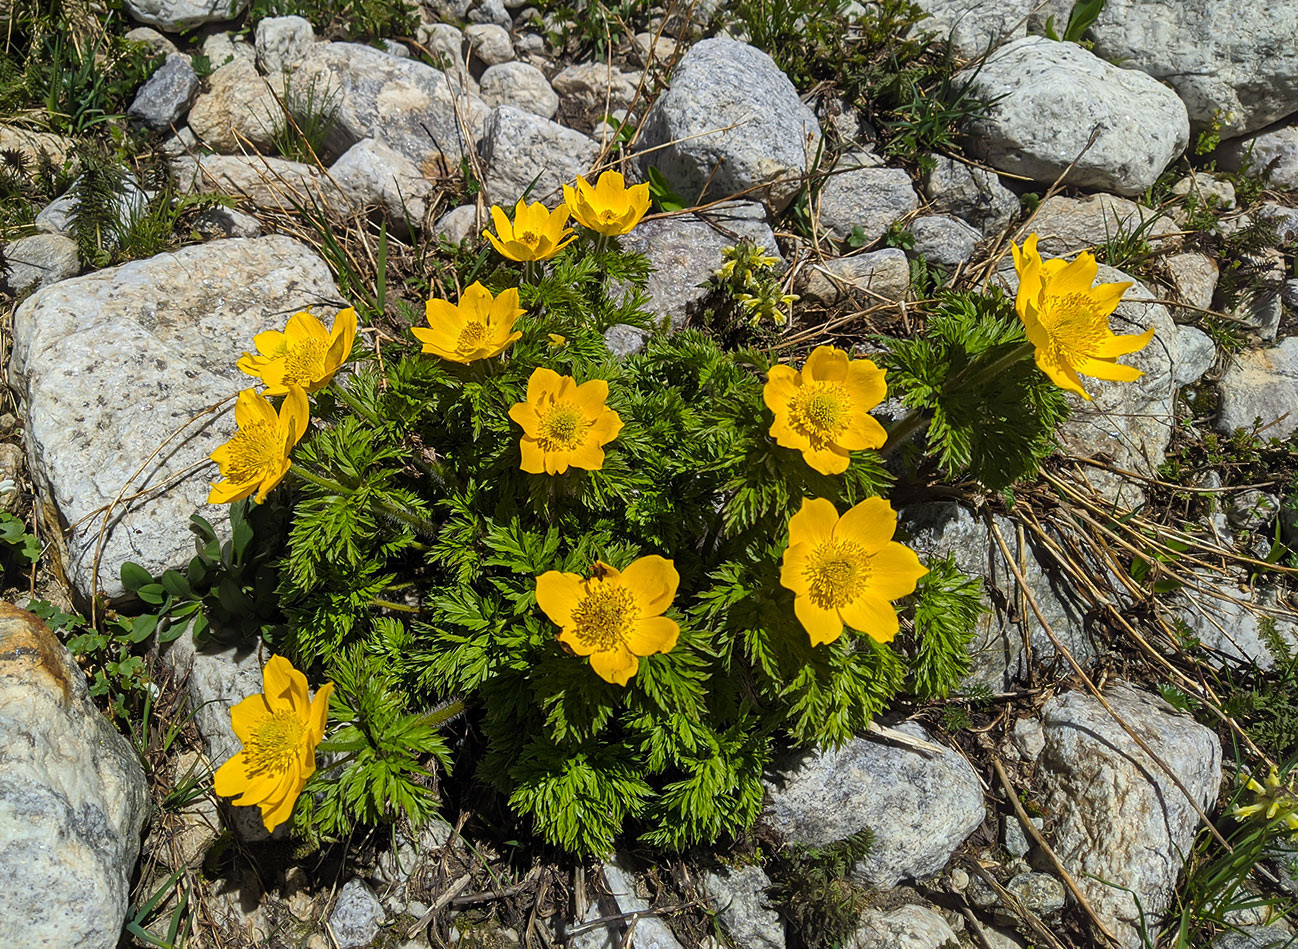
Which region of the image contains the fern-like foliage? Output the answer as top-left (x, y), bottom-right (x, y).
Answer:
top-left (877, 288), bottom-right (1069, 493)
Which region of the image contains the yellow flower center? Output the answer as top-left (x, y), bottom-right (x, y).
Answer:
top-left (456, 320), bottom-right (489, 355)
top-left (538, 402), bottom-right (589, 451)
top-left (1038, 290), bottom-right (1106, 357)
top-left (570, 583), bottom-right (638, 650)
top-left (247, 709), bottom-right (304, 776)
top-left (282, 337), bottom-right (328, 386)
top-left (223, 421), bottom-right (282, 483)
top-left (789, 383), bottom-right (851, 442)
top-left (519, 229), bottom-right (541, 248)
top-left (804, 539), bottom-right (871, 609)
top-left (598, 209), bottom-right (619, 224)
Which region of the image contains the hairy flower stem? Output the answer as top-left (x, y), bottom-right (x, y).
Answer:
top-left (290, 466), bottom-right (440, 539)
top-left (880, 341), bottom-right (1036, 457)
top-left (370, 597), bottom-right (421, 613)
top-left (330, 380), bottom-right (380, 427)
top-left (523, 261), bottom-right (538, 286)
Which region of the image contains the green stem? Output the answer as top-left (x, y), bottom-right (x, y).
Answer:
top-left (425, 697), bottom-right (467, 728)
top-left (879, 341), bottom-right (1036, 457)
top-left (330, 380), bottom-right (380, 426)
top-left (290, 466), bottom-right (441, 538)
top-left (370, 597), bottom-right (421, 613)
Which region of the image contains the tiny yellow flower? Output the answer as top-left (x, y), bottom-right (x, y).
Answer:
top-left (214, 655), bottom-right (333, 832)
top-left (1011, 233), bottom-right (1155, 400)
top-left (562, 170), bottom-right (651, 237)
top-left (509, 367), bottom-right (623, 474)
top-left (536, 557), bottom-right (680, 685)
top-left (547, 333), bottom-right (567, 348)
top-left (1233, 767), bottom-right (1298, 833)
top-left (484, 198), bottom-right (576, 262)
top-left (764, 346), bottom-right (888, 475)
top-left (238, 307), bottom-right (357, 396)
top-left (208, 387), bottom-right (309, 505)
top-left (412, 281), bottom-right (525, 363)
top-left (780, 496), bottom-right (928, 646)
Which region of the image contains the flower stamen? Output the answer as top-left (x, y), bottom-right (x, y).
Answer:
top-left (570, 584), bottom-right (639, 650)
top-left (805, 539), bottom-right (871, 609)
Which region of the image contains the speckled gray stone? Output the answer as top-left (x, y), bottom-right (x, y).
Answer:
top-left (1174, 324), bottom-right (1215, 386)
top-left (763, 722), bottom-right (984, 888)
top-left (603, 323), bottom-right (650, 359)
top-left (329, 137), bottom-right (434, 234)
top-left (8, 236), bottom-right (342, 603)
top-left (3, 233), bottom-right (79, 293)
top-left (848, 903), bottom-right (958, 949)
top-left (815, 160), bottom-right (918, 244)
top-left (254, 15), bottom-right (315, 74)
top-left (922, 155), bottom-right (1019, 235)
top-left (961, 37), bottom-right (1189, 196)
top-left (1220, 124), bottom-right (1298, 191)
top-left (797, 248), bottom-right (910, 305)
top-left (478, 105), bottom-right (599, 204)
top-left (329, 879), bottom-right (386, 948)
top-left (127, 53), bottom-right (199, 131)
top-left (1216, 337), bottom-right (1298, 439)
top-left (912, 0), bottom-right (1034, 57)
top-left (479, 61), bottom-right (559, 119)
top-left (125, 0), bottom-right (247, 31)
top-left (0, 603), bottom-right (148, 948)
top-left (909, 214), bottom-right (981, 267)
top-left (638, 38), bottom-right (821, 214)
top-left (702, 865), bottom-right (783, 949)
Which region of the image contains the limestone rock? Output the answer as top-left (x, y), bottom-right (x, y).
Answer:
top-left (0, 125), bottom-right (74, 170)
top-left (201, 31), bottom-right (254, 69)
top-left (1172, 581), bottom-right (1298, 669)
top-left (551, 62), bottom-right (639, 130)
top-left (479, 61), bottom-right (559, 119)
top-left (8, 236), bottom-right (342, 602)
top-left (638, 38), bottom-right (821, 214)
top-left (1216, 337), bottom-right (1298, 439)
top-left (961, 37), bottom-right (1189, 196)
top-left (329, 879), bottom-right (386, 948)
top-left (127, 53), bottom-right (199, 131)
top-left (908, 213), bottom-right (981, 268)
top-left (187, 57), bottom-right (282, 153)
top-left (762, 722), bottom-right (984, 888)
top-left (3, 233), bottom-right (79, 294)
top-left (254, 15), bottom-right (316, 75)
top-left (1219, 123), bottom-right (1298, 191)
top-left (797, 248), bottom-right (910, 305)
top-left (434, 204), bottom-right (480, 244)
top-left (912, 0), bottom-right (1034, 58)
top-left (0, 442), bottom-right (23, 513)
top-left (124, 26), bottom-right (178, 57)
top-left (1039, 682), bottom-right (1221, 948)
top-left (1082, 1), bottom-right (1298, 137)
top-left (329, 137), bottom-right (434, 234)
top-left (1026, 193), bottom-right (1177, 258)
top-left (1211, 926), bottom-right (1298, 949)
top-left (125, 0), bottom-right (248, 31)
top-left (465, 23), bottom-right (513, 66)
top-left (618, 201), bottom-right (779, 330)
top-left (1174, 325), bottom-right (1215, 387)
top-left (702, 865), bottom-right (783, 949)
top-left (847, 903), bottom-right (959, 949)
top-left (1164, 251), bottom-right (1219, 322)
top-left (296, 42), bottom-right (489, 172)
top-left (195, 205), bottom-right (263, 239)
top-left (478, 105), bottom-right (599, 205)
top-left (174, 153), bottom-right (336, 214)
top-left (1006, 871), bottom-right (1066, 915)
top-left (603, 323), bottom-right (650, 359)
top-left (35, 172), bottom-right (150, 240)
top-left (0, 603), bottom-right (148, 948)
top-left (816, 161), bottom-right (918, 244)
top-left (922, 154), bottom-right (1019, 235)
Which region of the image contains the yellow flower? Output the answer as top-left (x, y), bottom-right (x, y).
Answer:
top-left (484, 198), bottom-right (576, 262)
top-left (1233, 767), bottom-right (1298, 833)
top-left (562, 170), bottom-right (651, 237)
top-left (237, 307), bottom-right (357, 396)
top-left (213, 655), bottom-right (333, 832)
top-left (508, 367), bottom-right (623, 474)
top-left (780, 496), bottom-right (928, 646)
top-left (412, 281), bottom-right (525, 363)
top-left (536, 557), bottom-right (680, 685)
top-left (208, 386), bottom-right (309, 505)
top-left (547, 333), bottom-right (567, 348)
top-left (763, 346), bottom-right (888, 475)
top-left (1011, 233), bottom-right (1154, 400)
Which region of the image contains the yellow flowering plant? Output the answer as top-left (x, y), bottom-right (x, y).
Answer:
top-left (238, 307), bottom-right (357, 395)
top-left (214, 655), bottom-right (333, 832)
top-left (412, 281), bottom-right (525, 363)
top-left (1233, 767), bottom-right (1298, 833)
top-left (562, 170), bottom-right (651, 237)
top-left (208, 386), bottom-right (309, 505)
top-left (484, 197), bottom-right (576, 263)
top-left (508, 366), bottom-right (623, 474)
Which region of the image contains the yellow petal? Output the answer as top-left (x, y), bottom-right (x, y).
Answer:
top-left (625, 614), bottom-right (680, 657)
top-left (527, 366), bottom-right (564, 403)
top-left (867, 541), bottom-right (929, 601)
top-left (620, 555), bottom-right (679, 616)
top-left (519, 436), bottom-right (547, 473)
top-left (787, 497), bottom-right (840, 549)
top-left (537, 571), bottom-right (585, 627)
top-left (208, 478), bottom-right (258, 505)
top-left (801, 444), bottom-right (851, 475)
top-left (838, 594), bottom-right (900, 643)
top-left (794, 595), bottom-right (843, 646)
top-left (834, 496), bottom-right (897, 554)
top-left (565, 440), bottom-right (607, 471)
top-left (1045, 250), bottom-right (1099, 297)
top-left (489, 204), bottom-right (513, 242)
top-left (213, 751), bottom-right (253, 798)
top-left (589, 644), bottom-right (639, 685)
top-left (234, 388), bottom-right (276, 429)
top-left (763, 365), bottom-right (799, 414)
top-left (1074, 355), bottom-right (1145, 382)
top-left (845, 358), bottom-right (887, 412)
top-left (1034, 348), bottom-right (1092, 400)
top-left (803, 346), bottom-right (849, 383)
top-left (229, 695), bottom-right (268, 744)
top-left (1092, 325), bottom-right (1156, 359)
top-left (280, 386), bottom-right (311, 450)
top-left (836, 411), bottom-right (888, 452)
top-left (573, 378), bottom-right (610, 415)
top-left (309, 681), bottom-right (334, 744)
top-left (484, 230), bottom-right (517, 260)
top-left (285, 310), bottom-right (327, 345)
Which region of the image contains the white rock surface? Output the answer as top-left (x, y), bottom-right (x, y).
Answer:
top-left (124, 26), bottom-right (178, 57)
top-left (1025, 193), bottom-right (1177, 258)
top-left (1216, 337), bottom-right (1298, 439)
top-left (479, 61), bottom-right (559, 119)
top-left (912, 0), bottom-right (1034, 58)
top-left (187, 57), bottom-right (282, 153)
top-left (1174, 325), bottom-right (1215, 387)
top-left (1165, 251), bottom-right (1219, 322)
top-left (127, 53), bottom-right (200, 131)
top-left (329, 879), bottom-right (386, 948)
top-left (551, 62), bottom-right (639, 130)
top-left (0, 602), bottom-right (148, 948)
top-left (762, 722), bottom-right (984, 888)
top-left (254, 15), bottom-right (316, 75)
top-left (1038, 682), bottom-right (1221, 949)
top-left (329, 137), bottom-right (434, 234)
top-left (3, 233), bottom-right (79, 294)
top-left (962, 37), bottom-right (1189, 196)
top-left (702, 865), bottom-right (783, 949)
top-left (8, 236), bottom-right (342, 602)
top-left (174, 153), bottom-right (336, 213)
top-left (909, 214), bottom-right (981, 267)
top-left (434, 204), bottom-right (480, 244)
top-left (296, 42), bottom-right (489, 171)
top-left (848, 903), bottom-right (959, 949)
top-left (1219, 123), bottom-right (1298, 190)
top-left (465, 23), bottom-right (513, 66)
top-left (816, 161), bottom-right (918, 244)
top-left (638, 38), bottom-right (822, 214)
top-left (1082, 1), bottom-right (1298, 138)
top-left (797, 248), bottom-right (910, 305)
top-left (201, 31), bottom-right (254, 69)
top-left (125, 0), bottom-right (248, 31)
top-left (478, 105), bottom-right (600, 205)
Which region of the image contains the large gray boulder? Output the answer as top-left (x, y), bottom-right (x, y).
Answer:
top-left (127, 53), bottom-right (200, 131)
top-left (1216, 337), bottom-right (1298, 439)
top-left (1081, 1), bottom-right (1298, 138)
top-left (961, 37), bottom-right (1189, 196)
top-left (2, 233), bottom-right (79, 294)
top-left (186, 57), bottom-right (282, 153)
top-left (296, 42), bottom-right (489, 170)
top-left (125, 0), bottom-right (247, 31)
top-left (477, 105), bottom-right (599, 205)
top-left (912, 0), bottom-right (1034, 58)
top-left (1038, 682), bottom-right (1221, 948)
top-left (763, 722), bottom-right (984, 888)
top-left (8, 236), bottom-right (342, 603)
top-left (638, 38), bottom-right (821, 214)
top-left (0, 603), bottom-right (149, 948)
